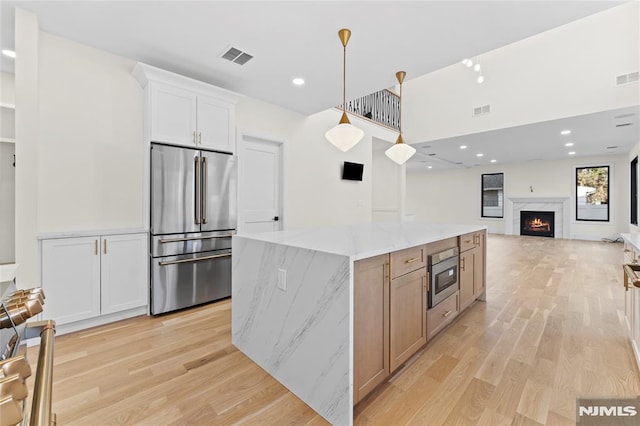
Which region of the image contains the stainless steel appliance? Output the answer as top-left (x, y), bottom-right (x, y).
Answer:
top-left (427, 247), bottom-right (459, 308)
top-left (150, 143), bottom-right (236, 315)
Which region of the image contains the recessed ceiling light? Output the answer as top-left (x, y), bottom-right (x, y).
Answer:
top-left (428, 166), bottom-right (433, 169)
top-left (477, 75), bottom-right (484, 84)
top-left (476, 153), bottom-right (484, 157)
top-left (568, 151), bottom-right (576, 155)
top-left (561, 130), bottom-right (571, 135)
top-left (565, 142), bottom-right (574, 147)
top-left (1, 49), bottom-right (15, 58)
top-left (460, 145), bottom-right (467, 150)
top-left (292, 78), bottom-right (305, 86)
top-left (466, 59), bottom-right (473, 68)
top-left (490, 159), bottom-right (497, 163)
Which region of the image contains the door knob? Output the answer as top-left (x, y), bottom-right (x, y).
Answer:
top-left (272, 216), bottom-right (279, 221)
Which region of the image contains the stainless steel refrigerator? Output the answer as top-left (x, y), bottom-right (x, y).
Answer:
top-left (150, 143), bottom-right (236, 314)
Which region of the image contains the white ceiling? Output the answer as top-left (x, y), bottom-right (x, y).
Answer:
top-left (405, 105), bottom-right (640, 171)
top-left (0, 1), bottom-right (636, 169)
top-left (0, 0), bottom-right (625, 116)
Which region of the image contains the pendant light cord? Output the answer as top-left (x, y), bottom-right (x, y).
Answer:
top-left (342, 44), bottom-right (347, 112)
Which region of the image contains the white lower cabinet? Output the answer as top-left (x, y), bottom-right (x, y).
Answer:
top-left (42, 233), bottom-right (148, 325)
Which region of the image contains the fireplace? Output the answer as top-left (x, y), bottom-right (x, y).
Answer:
top-left (520, 211), bottom-right (555, 238)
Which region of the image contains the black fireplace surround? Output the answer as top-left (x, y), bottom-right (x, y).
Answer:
top-left (520, 211), bottom-right (555, 238)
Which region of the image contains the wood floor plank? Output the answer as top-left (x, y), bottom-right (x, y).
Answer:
top-left (22, 235), bottom-right (640, 425)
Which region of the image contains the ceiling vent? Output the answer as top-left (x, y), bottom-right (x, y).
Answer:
top-left (616, 71), bottom-right (639, 86)
top-left (473, 104), bottom-right (491, 117)
top-left (220, 46), bottom-right (254, 65)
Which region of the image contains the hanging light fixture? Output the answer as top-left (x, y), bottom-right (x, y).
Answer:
top-left (325, 28), bottom-right (364, 152)
top-left (385, 71), bottom-right (416, 165)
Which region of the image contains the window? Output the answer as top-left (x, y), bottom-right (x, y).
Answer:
top-left (481, 173), bottom-right (504, 218)
top-left (576, 166), bottom-right (609, 222)
top-left (632, 157), bottom-right (638, 225)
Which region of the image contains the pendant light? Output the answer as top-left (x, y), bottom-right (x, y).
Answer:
top-left (325, 28), bottom-right (364, 152)
top-left (385, 71), bottom-right (416, 165)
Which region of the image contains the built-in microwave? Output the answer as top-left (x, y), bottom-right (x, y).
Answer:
top-left (427, 247), bottom-right (459, 308)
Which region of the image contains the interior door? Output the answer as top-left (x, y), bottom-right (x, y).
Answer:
top-left (150, 143), bottom-right (200, 235)
top-left (240, 137), bottom-right (282, 233)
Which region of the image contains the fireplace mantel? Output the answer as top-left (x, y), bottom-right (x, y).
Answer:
top-left (505, 197), bottom-right (571, 239)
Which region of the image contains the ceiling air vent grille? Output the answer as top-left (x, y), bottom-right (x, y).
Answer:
top-left (220, 46), bottom-right (254, 65)
top-left (616, 71), bottom-right (639, 86)
top-left (473, 104), bottom-right (491, 117)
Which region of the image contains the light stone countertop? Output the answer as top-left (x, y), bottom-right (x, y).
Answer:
top-left (235, 222), bottom-right (486, 261)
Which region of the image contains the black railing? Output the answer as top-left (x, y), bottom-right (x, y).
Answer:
top-left (342, 88), bottom-right (400, 131)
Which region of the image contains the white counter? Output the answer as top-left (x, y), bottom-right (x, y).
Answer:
top-left (232, 222), bottom-right (485, 426)
top-left (238, 222), bottom-right (485, 261)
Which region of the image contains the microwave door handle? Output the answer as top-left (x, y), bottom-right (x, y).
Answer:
top-left (194, 156), bottom-right (201, 225)
top-left (202, 156), bottom-right (208, 224)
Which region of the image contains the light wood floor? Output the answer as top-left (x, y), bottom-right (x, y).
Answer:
top-left (26, 234), bottom-right (640, 425)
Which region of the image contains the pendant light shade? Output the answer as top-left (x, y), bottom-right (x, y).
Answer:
top-left (385, 71), bottom-right (416, 165)
top-left (325, 111), bottom-right (365, 152)
top-left (385, 135), bottom-right (417, 164)
top-left (326, 29), bottom-right (364, 152)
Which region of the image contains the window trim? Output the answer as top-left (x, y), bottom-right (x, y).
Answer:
top-left (481, 172), bottom-right (504, 219)
top-left (575, 165), bottom-right (610, 223)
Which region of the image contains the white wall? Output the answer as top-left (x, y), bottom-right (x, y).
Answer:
top-left (0, 142), bottom-right (15, 262)
top-left (403, 2), bottom-right (639, 143)
top-left (628, 139), bottom-right (640, 234)
top-left (1, 72), bottom-right (15, 106)
top-left (37, 32), bottom-right (144, 232)
top-left (286, 110), bottom-right (396, 229)
top-left (372, 138), bottom-right (402, 222)
top-left (15, 8), bottom-right (39, 286)
top-left (407, 154), bottom-right (628, 241)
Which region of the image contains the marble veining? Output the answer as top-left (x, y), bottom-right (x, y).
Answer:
top-left (232, 237), bottom-right (351, 425)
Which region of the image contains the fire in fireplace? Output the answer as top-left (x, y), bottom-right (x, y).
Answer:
top-left (520, 211), bottom-right (555, 238)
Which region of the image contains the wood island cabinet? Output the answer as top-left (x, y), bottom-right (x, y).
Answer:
top-left (389, 268), bottom-right (427, 372)
top-left (353, 254), bottom-right (389, 404)
top-left (458, 230), bottom-right (486, 311)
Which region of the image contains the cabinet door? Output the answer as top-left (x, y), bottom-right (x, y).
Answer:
top-left (150, 82), bottom-right (197, 146)
top-left (100, 233), bottom-right (148, 315)
top-left (389, 268), bottom-right (427, 372)
top-left (353, 254), bottom-right (389, 404)
top-left (197, 95), bottom-right (233, 153)
top-left (41, 237), bottom-right (101, 325)
top-left (459, 249), bottom-right (475, 311)
top-left (474, 232), bottom-right (486, 296)
top-left (626, 285), bottom-right (634, 335)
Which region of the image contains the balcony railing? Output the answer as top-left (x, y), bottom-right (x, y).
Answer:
top-left (343, 88), bottom-right (400, 131)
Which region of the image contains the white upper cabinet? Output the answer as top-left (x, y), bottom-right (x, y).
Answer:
top-left (134, 63), bottom-right (241, 153)
top-left (197, 94), bottom-right (233, 152)
top-left (150, 83), bottom-right (197, 146)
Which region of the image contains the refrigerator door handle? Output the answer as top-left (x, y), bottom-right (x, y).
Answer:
top-left (158, 252), bottom-right (231, 266)
top-left (202, 156), bottom-right (208, 224)
top-left (159, 234), bottom-right (234, 244)
top-left (194, 156), bottom-right (201, 225)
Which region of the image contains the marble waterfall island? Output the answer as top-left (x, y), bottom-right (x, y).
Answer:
top-left (231, 222), bottom-right (486, 425)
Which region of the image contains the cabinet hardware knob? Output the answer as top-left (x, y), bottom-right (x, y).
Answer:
top-left (192, 131), bottom-right (196, 144)
top-left (103, 239), bottom-right (107, 255)
top-left (405, 257), bottom-right (419, 264)
top-left (95, 240), bottom-right (98, 255)
top-left (199, 132), bottom-right (202, 145)
top-left (442, 310), bottom-right (452, 318)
